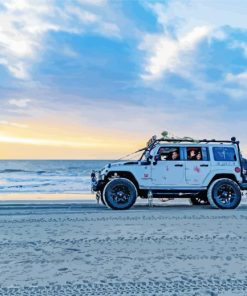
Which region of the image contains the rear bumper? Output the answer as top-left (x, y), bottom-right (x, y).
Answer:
top-left (240, 183), bottom-right (247, 190)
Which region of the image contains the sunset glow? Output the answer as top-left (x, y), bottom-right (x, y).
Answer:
top-left (0, 119), bottom-right (144, 159)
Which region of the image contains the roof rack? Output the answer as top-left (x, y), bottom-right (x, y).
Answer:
top-left (146, 136), bottom-right (238, 149)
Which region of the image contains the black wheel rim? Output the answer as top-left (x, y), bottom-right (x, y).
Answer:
top-left (214, 184), bottom-right (237, 207)
top-left (110, 184), bottom-right (131, 205)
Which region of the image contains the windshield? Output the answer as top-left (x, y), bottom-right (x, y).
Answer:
top-left (139, 145), bottom-right (157, 161)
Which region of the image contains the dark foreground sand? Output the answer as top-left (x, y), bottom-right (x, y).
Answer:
top-left (0, 197), bottom-right (247, 295)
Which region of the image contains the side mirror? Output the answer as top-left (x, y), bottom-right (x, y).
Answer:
top-left (153, 155), bottom-right (159, 165)
top-left (154, 155), bottom-right (160, 161)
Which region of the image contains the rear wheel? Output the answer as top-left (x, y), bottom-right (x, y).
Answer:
top-left (103, 178), bottom-right (137, 210)
top-left (207, 178), bottom-right (241, 209)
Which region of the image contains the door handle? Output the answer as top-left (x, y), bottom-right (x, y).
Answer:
top-left (200, 164), bottom-right (209, 167)
top-left (175, 164), bottom-right (183, 167)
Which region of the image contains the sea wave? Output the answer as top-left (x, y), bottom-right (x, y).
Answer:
top-left (0, 160), bottom-right (109, 193)
top-left (0, 169), bottom-right (30, 173)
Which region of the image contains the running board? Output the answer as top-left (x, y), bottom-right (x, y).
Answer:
top-left (153, 192), bottom-right (198, 196)
top-left (139, 186), bottom-right (207, 191)
top-left (152, 192), bottom-right (200, 198)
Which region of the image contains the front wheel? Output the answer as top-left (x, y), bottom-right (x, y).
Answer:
top-left (103, 178), bottom-right (137, 210)
top-left (100, 192), bottom-right (106, 206)
top-left (207, 178), bottom-right (242, 209)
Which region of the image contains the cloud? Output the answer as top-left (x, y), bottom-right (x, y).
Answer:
top-left (62, 46), bottom-right (79, 58)
top-left (139, 0), bottom-right (247, 82)
top-left (9, 99), bottom-right (32, 108)
top-left (150, 0), bottom-right (247, 36)
top-left (140, 26), bottom-right (211, 80)
top-left (229, 41), bottom-right (247, 58)
top-left (0, 121), bottom-right (29, 129)
top-left (0, 0), bottom-right (119, 80)
top-left (76, 0), bottom-right (107, 6)
top-left (66, 4), bottom-right (120, 37)
top-left (224, 71), bottom-right (247, 100)
top-left (0, 1), bottom-right (59, 79)
top-left (0, 134), bottom-right (109, 148)
top-left (226, 71), bottom-right (247, 84)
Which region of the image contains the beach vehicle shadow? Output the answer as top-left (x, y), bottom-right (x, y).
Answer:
top-left (1, 200), bottom-right (247, 217)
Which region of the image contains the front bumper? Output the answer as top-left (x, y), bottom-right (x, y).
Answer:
top-left (91, 171), bottom-right (105, 192)
top-left (91, 180), bottom-right (105, 192)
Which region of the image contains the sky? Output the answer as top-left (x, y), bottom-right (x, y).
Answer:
top-left (1, 0), bottom-right (247, 159)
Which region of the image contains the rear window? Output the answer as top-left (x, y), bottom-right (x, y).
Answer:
top-left (213, 147), bottom-right (237, 161)
top-left (186, 147), bottom-right (209, 161)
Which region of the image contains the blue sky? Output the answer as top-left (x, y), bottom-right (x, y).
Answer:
top-left (1, 0), bottom-right (247, 158)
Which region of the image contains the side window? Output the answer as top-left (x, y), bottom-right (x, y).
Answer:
top-left (157, 147), bottom-right (180, 161)
top-left (213, 147), bottom-right (237, 161)
top-left (186, 147), bottom-right (208, 161)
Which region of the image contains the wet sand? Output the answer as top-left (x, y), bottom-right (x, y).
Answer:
top-left (0, 193), bottom-right (95, 201)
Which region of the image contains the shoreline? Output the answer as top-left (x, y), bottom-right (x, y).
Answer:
top-left (0, 192), bottom-right (95, 201)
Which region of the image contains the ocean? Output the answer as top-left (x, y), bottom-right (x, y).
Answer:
top-left (0, 160), bottom-right (112, 194)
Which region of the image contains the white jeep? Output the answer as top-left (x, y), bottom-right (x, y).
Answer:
top-left (91, 136), bottom-right (247, 210)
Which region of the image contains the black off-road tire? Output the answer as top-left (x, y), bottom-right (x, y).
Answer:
top-left (100, 192), bottom-right (106, 206)
top-left (103, 178), bottom-right (137, 210)
top-left (207, 178), bottom-right (241, 209)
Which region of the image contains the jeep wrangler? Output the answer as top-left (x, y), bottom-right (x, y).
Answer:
top-left (91, 136), bottom-right (247, 210)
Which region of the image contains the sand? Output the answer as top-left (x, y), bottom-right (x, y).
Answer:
top-left (0, 197), bottom-right (247, 295)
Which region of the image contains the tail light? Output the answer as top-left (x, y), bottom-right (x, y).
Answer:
top-left (235, 167), bottom-right (241, 173)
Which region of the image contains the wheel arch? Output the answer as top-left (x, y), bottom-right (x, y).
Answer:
top-left (106, 171), bottom-right (140, 191)
top-left (208, 174), bottom-right (238, 187)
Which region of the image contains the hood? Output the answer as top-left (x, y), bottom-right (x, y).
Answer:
top-left (107, 161), bottom-right (139, 168)
top-left (100, 160), bottom-right (139, 174)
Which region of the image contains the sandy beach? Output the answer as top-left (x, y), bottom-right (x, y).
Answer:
top-left (0, 197), bottom-right (247, 295)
